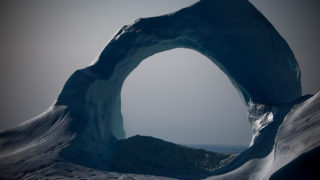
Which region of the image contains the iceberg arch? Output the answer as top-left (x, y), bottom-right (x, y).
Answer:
top-left (56, 0), bottom-right (301, 144)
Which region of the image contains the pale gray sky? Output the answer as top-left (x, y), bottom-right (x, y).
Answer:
top-left (0, 0), bottom-right (319, 146)
top-left (122, 48), bottom-right (250, 145)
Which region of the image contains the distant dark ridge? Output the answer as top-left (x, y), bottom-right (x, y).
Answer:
top-left (185, 144), bottom-right (248, 154)
top-left (111, 135), bottom-right (236, 180)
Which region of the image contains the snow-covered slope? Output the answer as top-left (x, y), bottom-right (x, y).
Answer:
top-left (1, 0), bottom-right (319, 179)
top-left (206, 93), bottom-right (320, 179)
top-left (1, 93), bottom-right (319, 180)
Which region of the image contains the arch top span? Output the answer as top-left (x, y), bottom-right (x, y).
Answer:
top-left (56, 0), bottom-right (301, 141)
top-left (86, 0), bottom-right (301, 105)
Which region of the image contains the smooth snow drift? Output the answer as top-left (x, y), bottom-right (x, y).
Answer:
top-left (1, 0), bottom-right (319, 179)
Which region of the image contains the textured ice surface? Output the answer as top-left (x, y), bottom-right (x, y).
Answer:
top-left (1, 0), bottom-right (318, 179)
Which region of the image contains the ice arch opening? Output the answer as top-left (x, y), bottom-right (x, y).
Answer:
top-left (121, 48), bottom-right (251, 146)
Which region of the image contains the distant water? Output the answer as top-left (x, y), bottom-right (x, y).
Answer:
top-left (185, 144), bottom-right (248, 154)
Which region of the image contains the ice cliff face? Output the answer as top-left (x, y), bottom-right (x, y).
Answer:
top-left (1, 0), bottom-right (318, 179)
